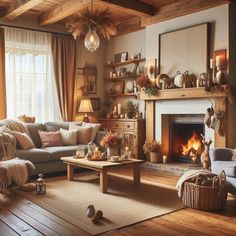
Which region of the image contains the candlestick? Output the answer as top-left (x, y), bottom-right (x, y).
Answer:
top-left (117, 103), bottom-right (121, 115)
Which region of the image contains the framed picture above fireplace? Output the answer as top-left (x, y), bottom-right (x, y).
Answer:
top-left (159, 23), bottom-right (209, 78)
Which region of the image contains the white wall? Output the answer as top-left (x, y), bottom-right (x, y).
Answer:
top-left (146, 5), bottom-right (229, 61)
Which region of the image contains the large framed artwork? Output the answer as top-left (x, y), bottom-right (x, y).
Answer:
top-left (159, 23), bottom-right (209, 78)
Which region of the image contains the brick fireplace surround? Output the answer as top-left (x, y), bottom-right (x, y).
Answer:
top-left (141, 86), bottom-right (231, 164)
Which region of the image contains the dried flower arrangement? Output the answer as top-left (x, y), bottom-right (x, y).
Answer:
top-left (66, 8), bottom-right (117, 40)
top-left (136, 72), bottom-right (160, 96)
top-left (143, 140), bottom-right (162, 154)
top-left (100, 131), bottom-right (122, 148)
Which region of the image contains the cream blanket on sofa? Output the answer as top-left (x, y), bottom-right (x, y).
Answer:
top-left (0, 158), bottom-right (35, 192)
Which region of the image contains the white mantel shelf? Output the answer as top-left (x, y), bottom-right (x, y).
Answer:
top-left (140, 85), bottom-right (229, 101)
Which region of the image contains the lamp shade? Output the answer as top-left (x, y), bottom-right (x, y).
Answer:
top-left (78, 98), bottom-right (94, 113)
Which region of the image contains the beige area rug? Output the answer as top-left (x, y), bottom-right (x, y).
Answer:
top-left (18, 173), bottom-right (184, 235)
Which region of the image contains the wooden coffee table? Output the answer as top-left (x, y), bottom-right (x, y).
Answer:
top-left (61, 157), bottom-right (144, 193)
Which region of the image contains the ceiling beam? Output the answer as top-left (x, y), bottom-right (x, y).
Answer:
top-left (97, 0), bottom-right (155, 17)
top-left (38, 0), bottom-right (91, 25)
top-left (117, 17), bottom-right (144, 36)
top-left (2, 0), bottom-right (46, 20)
top-left (142, 0), bottom-right (230, 27)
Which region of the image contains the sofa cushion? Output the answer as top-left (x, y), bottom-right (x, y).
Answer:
top-left (44, 122), bottom-right (82, 132)
top-left (69, 124), bottom-right (92, 144)
top-left (82, 122), bottom-right (101, 142)
top-left (11, 131), bottom-right (35, 150)
top-left (60, 128), bottom-right (77, 146)
top-left (24, 123), bottom-right (45, 148)
top-left (39, 131), bottom-right (63, 148)
top-left (42, 145), bottom-right (87, 161)
top-left (212, 161), bottom-right (236, 177)
top-left (16, 148), bottom-right (51, 163)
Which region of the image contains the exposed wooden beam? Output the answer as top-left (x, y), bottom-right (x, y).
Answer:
top-left (142, 0), bottom-right (230, 27)
top-left (38, 0), bottom-right (91, 25)
top-left (117, 17), bottom-right (144, 36)
top-left (97, 0), bottom-right (155, 17)
top-left (2, 0), bottom-right (45, 20)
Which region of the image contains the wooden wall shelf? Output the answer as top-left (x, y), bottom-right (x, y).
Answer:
top-left (105, 74), bottom-right (137, 81)
top-left (106, 58), bottom-right (145, 68)
top-left (107, 93), bottom-right (137, 98)
top-left (140, 85), bottom-right (230, 101)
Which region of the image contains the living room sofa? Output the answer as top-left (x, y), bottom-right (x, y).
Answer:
top-left (209, 147), bottom-right (236, 195)
top-left (0, 121), bottom-right (105, 175)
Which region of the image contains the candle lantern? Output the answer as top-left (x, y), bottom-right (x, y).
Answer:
top-left (35, 174), bottom-right (46, 195)
top-left (88, 142), bottom-right (96, 155)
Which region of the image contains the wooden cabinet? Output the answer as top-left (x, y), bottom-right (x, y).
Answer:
top-left (99, 119), bottom-right (145, 160)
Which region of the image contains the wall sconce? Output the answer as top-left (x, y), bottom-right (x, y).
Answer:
top-left (212, 49), bottom-right (227, 85)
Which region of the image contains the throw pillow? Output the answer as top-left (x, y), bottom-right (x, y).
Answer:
top-left (82, 122), bottom-right (101, 142)
top-left (69, 124), bottom-right (93, 144)
top-left (232, 149), bottom-right (236, 161)
top-left (11, 131), bottom-right (34, 150)
top-left (60, 128), bottom-right (77, 146)
top-left (39, 131), bottom-right (63, 148)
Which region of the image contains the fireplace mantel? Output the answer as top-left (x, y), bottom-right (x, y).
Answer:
top-left (142, 85), bottom-right (233, 152)
top-left (140, 85), bottom-right (230, 101)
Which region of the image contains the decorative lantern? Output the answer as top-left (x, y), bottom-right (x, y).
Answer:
top-left (35, 174), bottom-right (46, 194)
top-left (88, 142), bottom-right (96, 155)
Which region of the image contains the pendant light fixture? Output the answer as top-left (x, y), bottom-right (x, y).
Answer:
top-left (66, 0), bottom-right (118, 52)
top-left (84, 0), bottom-right (100, 52)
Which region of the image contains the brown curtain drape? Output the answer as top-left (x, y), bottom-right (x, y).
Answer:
top-left (0, 27), bottom-right (6, 119)
top-left (51, 35), bottom-right (77, 121)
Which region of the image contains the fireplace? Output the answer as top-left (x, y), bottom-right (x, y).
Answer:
top-left (170, 115), bottom-right (204, 162)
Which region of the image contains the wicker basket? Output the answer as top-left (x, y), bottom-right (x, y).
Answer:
top-left (182, 171), bottom-right (229, 211)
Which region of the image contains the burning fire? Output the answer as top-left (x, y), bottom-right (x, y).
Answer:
top-left (181, 132), bottom-right (202, 157)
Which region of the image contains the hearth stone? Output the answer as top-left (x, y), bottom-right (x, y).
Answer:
top-left (142, 162), bottom-right (202, 176)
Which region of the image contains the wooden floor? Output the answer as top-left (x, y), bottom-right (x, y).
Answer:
top-left (0, 168), bottom-right (236, 236)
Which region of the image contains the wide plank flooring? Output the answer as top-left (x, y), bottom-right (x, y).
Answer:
top-left (0, 168), bottom-right (236, 236)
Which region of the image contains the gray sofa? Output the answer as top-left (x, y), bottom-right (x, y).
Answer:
top-left (209, 147), bottom-right (236, 195)
top-left (1, 121), bottom-right (105, 175)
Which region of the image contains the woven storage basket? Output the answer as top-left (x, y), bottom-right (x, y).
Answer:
top-left (182, 171), bottom-right (228, 211)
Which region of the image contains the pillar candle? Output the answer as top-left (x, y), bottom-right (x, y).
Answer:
top-left (163, 155), bottom-right (167, 163)
top-left (117, 103), bottom-right (121, 115)
top-left (210, 59), bottom-right (213, 69)
top-left (216, 56), bottom-right (222, 67)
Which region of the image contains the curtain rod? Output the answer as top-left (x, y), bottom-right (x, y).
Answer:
top-left (0, 23), bottom-right (73, 38)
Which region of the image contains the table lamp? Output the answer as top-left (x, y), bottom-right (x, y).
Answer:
top-left (78, 98), bottom-right (94, 123)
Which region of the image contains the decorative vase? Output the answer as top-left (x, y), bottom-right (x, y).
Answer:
top-left (106, 146), bottom-right (118, 157)
top-left (150, 152), bottom-right (162, 163)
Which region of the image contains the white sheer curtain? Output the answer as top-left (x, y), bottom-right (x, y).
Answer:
top-left (5, 27), bottom-right (62, 122)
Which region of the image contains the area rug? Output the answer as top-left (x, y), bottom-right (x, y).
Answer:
top-left (18, 173), bottom-right (184, 235)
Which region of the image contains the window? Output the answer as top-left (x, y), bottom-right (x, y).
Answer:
top-left (5, 27), bottom-right (61, 122)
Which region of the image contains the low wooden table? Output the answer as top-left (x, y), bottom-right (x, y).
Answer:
top-left (61, 157), bottom-right (144, 193)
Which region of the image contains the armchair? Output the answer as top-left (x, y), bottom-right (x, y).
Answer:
top-left (209, 147), bottom-right (236, 195)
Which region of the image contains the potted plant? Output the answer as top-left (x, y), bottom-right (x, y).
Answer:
top-left (143, 140), bottom-right (162, 163)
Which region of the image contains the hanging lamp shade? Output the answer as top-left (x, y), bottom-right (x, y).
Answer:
top-left (84, 29), bottom-right (100, 52)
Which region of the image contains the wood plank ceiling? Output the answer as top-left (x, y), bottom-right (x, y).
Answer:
top-left (0, 0), bottom-right (232, 35)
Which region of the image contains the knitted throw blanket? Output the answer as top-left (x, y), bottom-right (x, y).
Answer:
top-left (2, 119), bottom-right (28, 133)
top-left (0, 129), bottom-right (16, 161)
top-left (0, 158), bottom-right (35, 192)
